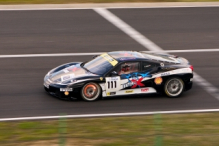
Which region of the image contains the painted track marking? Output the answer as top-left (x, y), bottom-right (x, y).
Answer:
top-left (0, 52), bottom-right (104, 58)
top-left (94, 8), bottom-right (219, 102)
top-left (0, 3), bottom-right (219, 11)
top-left (95, 8), bottom-right (162, 52)
top-left (1, 49), bottom-right (219, 58)
top-left (1, 109), bottom-right (219, 121)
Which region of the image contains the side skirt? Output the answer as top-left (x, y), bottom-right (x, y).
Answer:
top-left (102, 87), bottom-right (157, 97)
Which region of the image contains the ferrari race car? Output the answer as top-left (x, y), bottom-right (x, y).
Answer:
top-left (44, 51), bottom-right (193, 101)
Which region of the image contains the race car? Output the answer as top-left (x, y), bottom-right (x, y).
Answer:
top-left (44, 51), bottom-right (193, 101)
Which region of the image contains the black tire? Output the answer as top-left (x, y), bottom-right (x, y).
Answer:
top-left (164, 77), bottom-right (184, 98)
top-left (81, 82), bottom-right (101, 101)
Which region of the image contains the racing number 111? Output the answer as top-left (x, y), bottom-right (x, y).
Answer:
top-left (108, 81), bottom-right (117, 89)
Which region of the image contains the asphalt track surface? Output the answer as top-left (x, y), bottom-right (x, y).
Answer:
top-left (1, 7), bottom-right (219, 118)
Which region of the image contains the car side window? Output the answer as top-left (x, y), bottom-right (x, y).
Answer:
top-left (115, 62), bottom-right (139, 75)
top-left (142, 62), bottom-right (157, 72)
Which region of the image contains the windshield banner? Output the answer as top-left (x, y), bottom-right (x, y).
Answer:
top-left (101, 53), bottom-right (118, 66)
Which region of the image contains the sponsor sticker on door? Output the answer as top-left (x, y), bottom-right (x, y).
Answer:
top-left (125, 90), bottom-right (133, 93)
top-left (107, 92), bottom-right (116, 96)
top-left (141, 88), bottom-right (149, 92)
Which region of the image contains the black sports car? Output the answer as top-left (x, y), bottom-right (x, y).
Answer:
top-left (44, 51), bottom-right (193, 101)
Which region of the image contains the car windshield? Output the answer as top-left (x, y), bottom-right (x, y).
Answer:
top-left (82, 54), bottom-right (118, 75)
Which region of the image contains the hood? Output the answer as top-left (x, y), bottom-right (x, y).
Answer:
top-left (49, 63), bottom-right (98, 84)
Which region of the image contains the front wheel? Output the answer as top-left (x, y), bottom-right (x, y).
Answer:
top-left (164, 77), bottom-right (184, 98)
top-left (81, 82), bottom-right (101, 101)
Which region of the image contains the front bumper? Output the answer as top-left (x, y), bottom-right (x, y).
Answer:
top-left (44, 81), bottom-right (74, 99)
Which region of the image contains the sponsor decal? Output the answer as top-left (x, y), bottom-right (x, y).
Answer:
top-left (161, 72), bottom-right (170, 76)
top-left (154, 77), bottom-right (163, 85)
top-left (100, 77), bottom-right (103, 81)
top-left (107, 92), bottom-right (116, 96)
top-left (122, 82), bottom-right (134, 89)
top-left (125, 90), bottom-right (133, 93)
top-left (171, 68), bottom-right (192, 74)
top-left (60, 88), bottom-right (73, 92)
top-left (130, 78), bottom-right (145, 89)
top-left (109, 77), bottom-right (119, 81)
top-left (121, 72), bottom-right (151, 89)
top-left (141, 88), bottom-right (149, 92)
top-left (101, 53), bottom-right (118, 66)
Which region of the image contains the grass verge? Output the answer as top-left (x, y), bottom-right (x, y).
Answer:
top-left (0, 0), bottom-right (219, 4)
top-left (1, 112), bottom-right (219, 145)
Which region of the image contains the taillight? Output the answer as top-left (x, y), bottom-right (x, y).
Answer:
top-left (190, 65), bottom-right (194, 71)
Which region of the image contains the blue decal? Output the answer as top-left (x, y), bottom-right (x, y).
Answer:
top-left (121, 72), bottom-right (151, 89)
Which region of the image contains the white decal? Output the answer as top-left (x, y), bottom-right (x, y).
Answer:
top-left (108, 77), bottom-right (120, 81)
top-left (142, 68), bottom-right (192, 82)
top-left (105, 76), bottom-right (121, 92)
top-left (141, 88), bottom-right (149, 92)
top-left (63, 69), bottom-right (69, 73)
top-left (60, 88), bottom-right (73, 92)
top-left (61, 74), bottom-right (75, 81)
top-left (161, 72), bottom-right (170, 76)
top-left (103, 87), bottom-right (157, 97)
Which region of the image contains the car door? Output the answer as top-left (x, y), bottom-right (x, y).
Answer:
top-left (105, 62), bottom-right (140, 93)
top-left (140, 61), bottom-right (159, 85)
top-left (141, 61), bottom-right (159, 74)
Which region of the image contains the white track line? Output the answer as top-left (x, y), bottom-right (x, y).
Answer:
top-left (94, 8), bottom-right (219, 102)
top-left (1, 3), bottom-right (219, 11)
top-left (0, 52), bottom-right (104, 58)
top-left (1, 49), bottom-right (219, 58)
top-left (145, 48), bottom-right (219, 53)
top-left (1, 109), bottom-right (219, 121)
top-left (95, 8), bottom-right (162, 52)
top-left (193, 72), bottom-right (219, 100)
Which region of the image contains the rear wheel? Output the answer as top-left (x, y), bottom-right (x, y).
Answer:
top-left (81, 82), bottom-right (101, 101)
top-left (164, 77), bottom-right (184, 97)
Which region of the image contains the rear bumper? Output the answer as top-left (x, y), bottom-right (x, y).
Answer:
top-left (185, 81), bottom-right (193, 91)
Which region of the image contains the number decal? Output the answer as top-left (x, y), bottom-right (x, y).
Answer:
top-left (105, 77), bottom-right (121, 92)
top-left (107, 81), bottom-right (117, 89)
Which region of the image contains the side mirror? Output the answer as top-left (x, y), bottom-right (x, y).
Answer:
top-left (111, 71), bottom-right (118, 76)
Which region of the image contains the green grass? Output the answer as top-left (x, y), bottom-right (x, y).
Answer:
top-left (1, 113), bottom-right (219, 145)
top-left (0, 0), bottom-right (219, 4)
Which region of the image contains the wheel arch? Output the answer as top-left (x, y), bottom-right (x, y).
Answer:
top-left (80, 82), bottom-right (102, 101)
top-left (154, 73), bottom-right (192, 94)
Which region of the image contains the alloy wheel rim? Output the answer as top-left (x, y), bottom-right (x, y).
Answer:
top-left (84, 84), bottom-right (97, 99)
top-left (166, 79), bottom-right (183, 96)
